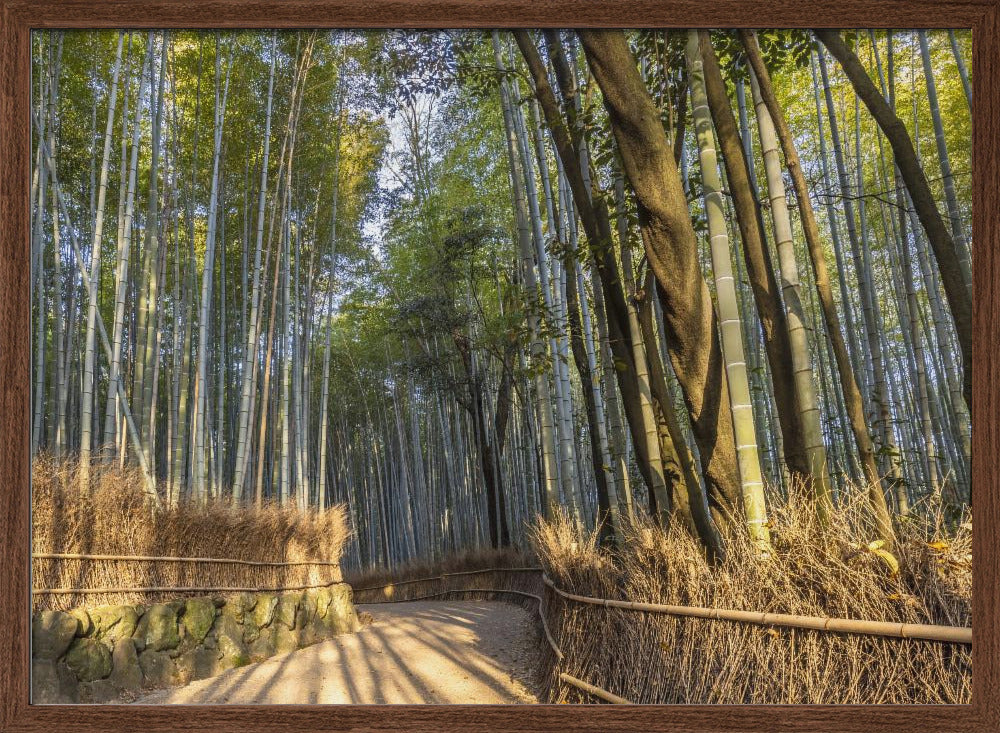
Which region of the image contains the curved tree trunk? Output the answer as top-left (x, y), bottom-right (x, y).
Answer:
top-left (577, 29), bottom-right (744, 537)
top-left (513, 30), bottom-right (699, 530)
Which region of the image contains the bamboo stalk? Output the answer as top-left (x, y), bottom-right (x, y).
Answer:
top-left (542, 574), bottom-right (971, 644)
top-left (32, 552), bottom-right (345, 568)
top-left (558, 674), bottom-right (631, 704)
top-left (32, 579), bottom-right (348, 596)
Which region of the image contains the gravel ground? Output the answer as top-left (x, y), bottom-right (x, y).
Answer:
top-left (135, 600), bottom-right (541, 705)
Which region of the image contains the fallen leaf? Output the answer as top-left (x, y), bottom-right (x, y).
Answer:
top-left (870, 548), bottom-right (899, 576)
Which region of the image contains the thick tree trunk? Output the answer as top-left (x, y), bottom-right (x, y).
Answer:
top-left (515, 31), bottom-right (710, 544)
top-left (577, 29), bottom-right (744, 534)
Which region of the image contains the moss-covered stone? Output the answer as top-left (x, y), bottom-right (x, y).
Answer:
top-left (174, 647), bottom-right (221, 682)
top-left (133, 603), bottom-right (181, 652)
top-left (249, 621), bottom-right (299, 657)
top-left (227, 592), bottom-right (257, 624)
top-left (108, 638), bottom-right (142, 691)
top-left (295, 590), bottom-right (319, 629)
top-left (248, 629), bottom-right (276, 661)
top-left (242, 624), bottom-right (259, 644)
top-left (33, 611), bottom-right (79, 661)
top-left (31, 659), bottom-right (79, 704)
top-left (34, 567), bottom-right (358, 696)
top-left (211, 609), bottom-right (249, 670)
top-left (181, 597), bottom-right (217, 645)
top-left (138, 648), bottom-right (190, 688)
top-left (313, 587), bottom-right (334, 619)
top-left (273, 623), bottom-right (300, 655)
top-left (239, 598), bottom-right (267, 644)
top-left (64, 637), bottom-right (112, 682)
top-left (217, 633), bottom-right (250, 671)
top-left (89, 605), bottom-right (140, 649)
top-left (298, 619), bottom-right (319, 648)
top-left (273, 592), bottom-right (300, 630)
top-left (324, 585), bottom-right (360, 633)
top-left (251, 593), bottom-right (278, 628)
top-left (77, 677), bottom-right (123, 704)
top-left (69, 608), bottom-right (93, 637)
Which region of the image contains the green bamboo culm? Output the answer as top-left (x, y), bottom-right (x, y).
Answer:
top-left (685, 31), bottom-right (770, 555)
top-left (747, 56), bottom-right (833, 521)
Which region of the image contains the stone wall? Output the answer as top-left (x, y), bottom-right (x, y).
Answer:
top-left (31, 583), bottom-right (359, 704)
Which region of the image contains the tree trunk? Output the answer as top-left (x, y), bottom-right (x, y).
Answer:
top-left (577, 29), bottom-right (744, 535)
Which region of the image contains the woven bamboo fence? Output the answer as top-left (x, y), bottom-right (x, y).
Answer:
top-left (31, 553), bottom-right (346, 612)
top-left (355, 566), bottom-right (973, 705)
top-left (31, 458), bottom-right (352, 611)
top-left (353, 566), bottom-right (971, 645)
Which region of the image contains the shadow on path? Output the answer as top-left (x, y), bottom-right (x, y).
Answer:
top-left (134, 600), bottom-right (541, 705)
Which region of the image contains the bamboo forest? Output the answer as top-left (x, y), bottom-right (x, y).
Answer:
top-left (30, 29), bottom-right (973, 705)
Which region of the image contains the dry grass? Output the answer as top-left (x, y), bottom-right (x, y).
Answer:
top-left (532, 484), bottom-right (972, 704)
top-left (32, 456), bottom-right (351, 612)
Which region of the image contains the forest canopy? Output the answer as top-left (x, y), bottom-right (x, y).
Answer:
top-left (31, 28), bottom-right (971, 571)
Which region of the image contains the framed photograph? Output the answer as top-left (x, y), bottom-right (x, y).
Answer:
top-left (1, 1), bottom-right (997, 731)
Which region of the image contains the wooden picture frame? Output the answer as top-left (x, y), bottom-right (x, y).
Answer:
top-left (1, 1), bottom-right (996, 730)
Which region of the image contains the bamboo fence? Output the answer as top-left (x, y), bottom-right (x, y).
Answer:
top-left (352, 566), bottom-right (973, 645)
top-left (35, 560), bottom-right (973, 704)
top-left (356, 565), bottom-right (972, 704)
top-left (540, 574), bottom-right (973, 645)
top-left (31, 552), bottom-right (346, 611)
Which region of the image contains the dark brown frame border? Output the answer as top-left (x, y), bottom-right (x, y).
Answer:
top-left (1, 1), bottom-right (996, 730)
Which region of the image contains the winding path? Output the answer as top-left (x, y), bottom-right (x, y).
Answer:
top-left (135, 601), bottom-right (540, 705)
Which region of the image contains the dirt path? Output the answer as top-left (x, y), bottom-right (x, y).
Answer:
top-left (135, 601), bottom-right (541, 705)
